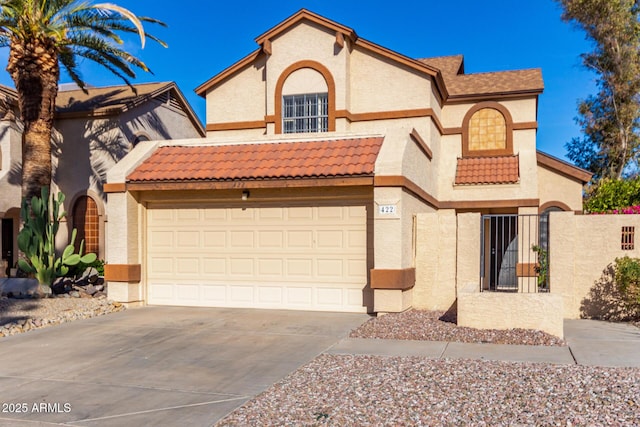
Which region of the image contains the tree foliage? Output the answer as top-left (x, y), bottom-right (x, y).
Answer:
top-left (0, 0), bottom-right (166, 201)
top-left (557, 0), bottom-right (640, 180)
top-left (584, 176), bottom-right (640, 212)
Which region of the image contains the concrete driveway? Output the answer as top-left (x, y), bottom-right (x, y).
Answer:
top-left (0, 306), bottom-right (369, 426)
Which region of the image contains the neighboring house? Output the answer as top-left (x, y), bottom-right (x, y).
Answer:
top-left (105, 10), bottom-right (590, 316)
top-left (0, 82), bottom-right (205, 275)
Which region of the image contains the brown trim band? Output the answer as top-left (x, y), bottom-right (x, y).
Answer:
top-left (206, 120), bottom-right (266, 132)
top-left (127, 176), bottom-right (374, 192)
top-left (513, 122), bottom-right (538, 130)
top-left (374, 175), bottom-right (540, 210)
top-left (104, 264), bottom-right (141, 282)
top-left (516, 263), bottom-right (538, 278)
top-left (374, 175), bottom-right (439, 209)
top-left (409, 128), bottom-right (433, 160)
top-left (370, 268), bottom-right (416, 290)
top-left (440, 198), bottom-right (540, 209)
top-left (103, 183), bottom-right (127, 193)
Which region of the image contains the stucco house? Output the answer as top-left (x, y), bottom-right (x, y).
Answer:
top-left (104, 10), bottom-right (591, 319)
top-left (0, 82), bottom-right (205, 275)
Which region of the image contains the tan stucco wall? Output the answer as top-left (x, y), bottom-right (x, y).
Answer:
top-left (456, 212), bottom-right (482, 292)
top-left (349, 48), bottom-right (432, 113)
top-left (282, 68), bottom-right (328, 94)
top-left (437, 129), bottom-right (539, 202)
top-left (537, 165), bottom-right (583, 212)
top-left (374, 288), bottom-right (413, 313)
top-left (205, 54), bottom-right (267, 126)
top-left (550, 212), bottom-right (640, 318)
top-left (442, 99), bottom-right (537, 129)
top-left (268, 22), bottom-right (349, 115)
top-left (413, 210), bottom-right (457, 310)
top-left (0, 120), bottom-right (22, 215)
top-left (457, 290), bottom-right (564, 338)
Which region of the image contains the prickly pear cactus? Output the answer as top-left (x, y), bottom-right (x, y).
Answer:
top-left (17, 187), bottom-right (97, 287)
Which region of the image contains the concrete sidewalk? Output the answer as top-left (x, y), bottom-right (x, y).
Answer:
top-left (327, 319), bottom-right (640, 368)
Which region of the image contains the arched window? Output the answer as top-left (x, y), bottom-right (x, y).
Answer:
top-left (274, 60), bottom-right (336, 134)
top-left (73, 196), bottom-right (99, 255)
top-left (462, 102), bottom-right (513, 157)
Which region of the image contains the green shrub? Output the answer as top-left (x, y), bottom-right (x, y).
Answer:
top-left (613, 256), bottom-right (640, 315)
top-left (584, 177), bottom-right (640, 213)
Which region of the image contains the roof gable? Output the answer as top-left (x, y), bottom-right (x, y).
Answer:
top-left (195, 9), bottom-right (445, 98)
top-left (55, 82), bottom-right (205, 136)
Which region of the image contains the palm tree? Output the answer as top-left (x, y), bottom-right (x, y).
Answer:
top-left (0, 0), bottom-right (165, 201)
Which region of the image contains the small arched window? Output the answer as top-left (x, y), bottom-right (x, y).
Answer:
top-left (462, 102), bottom-right (513, 157)
top-left (73, 196), bottom-right (99, 255)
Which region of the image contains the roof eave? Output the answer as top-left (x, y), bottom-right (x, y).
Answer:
top-left (254, 9), bottom-right (357, 46)
top-left (194, 49), bottom-right (262, 97)
top-left (446, 89), bottom-right (544, 103)
top-left (537, 150), bottom-right (593, 183)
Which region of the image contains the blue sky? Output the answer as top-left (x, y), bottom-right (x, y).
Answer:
top-left (0, 0), bottom-right (597, 160)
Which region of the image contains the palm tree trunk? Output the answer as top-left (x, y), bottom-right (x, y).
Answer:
top-left (6, 38), bottom-right (59, 202)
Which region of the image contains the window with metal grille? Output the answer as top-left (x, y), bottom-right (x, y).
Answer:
top-left (282, 93), bottom-right (328, 133)
top-left (622, 226), bottom-right (635, 250)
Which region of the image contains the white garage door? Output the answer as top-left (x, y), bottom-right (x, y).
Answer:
top-left (146, 204), bottom-right (368, 312)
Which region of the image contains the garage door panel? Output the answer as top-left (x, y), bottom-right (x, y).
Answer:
top-left (203, 258), bottom-right (226, 275)
top-left (202, 284), bottom-right (226, 302)
top-left (288, 207), bottom-right (313, 220)
top-left (147, 205), bottom-right (367, 312)
top-left (203, 231), bottom-right (226, 247)
top-left (230, 258), bottom-right (254, 275)
top-left (176, 209), bottom-right (199, 221)
top-left (230, 231), bottom-right (254, 247)
top-left (258, 231), bottom-right (284, 248)
top-left (177, 231), bottom-right (200, 248)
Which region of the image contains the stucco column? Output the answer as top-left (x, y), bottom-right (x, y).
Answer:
top-left (105, 191), bottom-right (143, 305)
top-left (456, 212), bottom-right (481, 293)
top-left (413, 210), bottom-right (457, 310)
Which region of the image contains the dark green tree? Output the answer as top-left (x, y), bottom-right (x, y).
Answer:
top-left (557, 0), bottom-right (640, 180)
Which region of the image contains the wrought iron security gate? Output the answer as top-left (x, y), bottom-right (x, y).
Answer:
top-left (480, 214), bottom-right (550, 293)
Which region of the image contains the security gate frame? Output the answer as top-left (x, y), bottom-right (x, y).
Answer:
top-left (480, 214), bottom-right (550, 293)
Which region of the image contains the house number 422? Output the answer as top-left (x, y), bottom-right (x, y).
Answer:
top-left (378, 205), bottom-right (397, 214)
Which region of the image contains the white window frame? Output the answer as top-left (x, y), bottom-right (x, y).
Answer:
top-left (282, 93), bottom-right (328, 133)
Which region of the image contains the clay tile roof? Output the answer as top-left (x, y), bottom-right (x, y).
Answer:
top-left (127, 137), bottom-right (384, 183)
top-left (455, 156), bottom-right (519, 185)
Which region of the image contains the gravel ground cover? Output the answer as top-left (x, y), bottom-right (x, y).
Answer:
top-left (216, 353), bottom-right (640, 426)
top-left (350, 309), bottom-right (566, 346)
top-left (0, 296), bottom-right (125, 337)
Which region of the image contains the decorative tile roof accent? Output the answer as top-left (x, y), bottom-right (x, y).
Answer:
top-left (127, 137), bottom-right (384, 182)
top-left (455, 156), bottom-right (519, 185)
